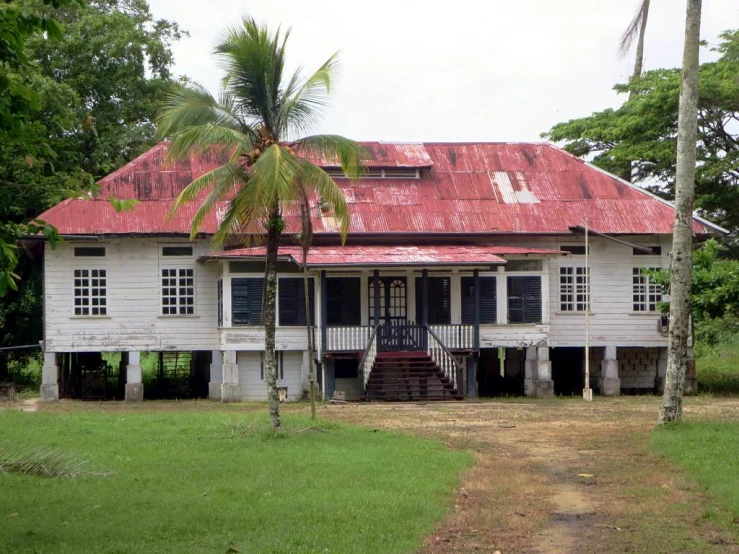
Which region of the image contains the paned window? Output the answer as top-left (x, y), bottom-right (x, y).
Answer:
top-left (507, 276), bottom-right (542, 323)
top-left (278, 278), bottom-right (315, 326)
top-left (461, 276), bottom-right (497, 324)
top-left (232, 278), bottom-right (263, 325)
top-left (559, 266), bottom-right (590, 312)
top-left (633, 268), bottom-right (662, 312)
top-left (161, 268), bottom-right (195, 315)
top-left (74, 269), bottom-right (107, 316)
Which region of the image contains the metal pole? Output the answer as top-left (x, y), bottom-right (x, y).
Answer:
top-left (584, 218), bottom-right (593, 402)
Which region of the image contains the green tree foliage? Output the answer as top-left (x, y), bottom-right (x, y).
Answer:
top-left (545, 30), bottom-right (739, 238)
top-left (0, 0), bottom-right (182, 376)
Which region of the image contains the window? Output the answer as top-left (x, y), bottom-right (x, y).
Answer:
top-left (633, 268), bottom-right (662, 312)
top-left (559, 266), bottom-right (590, 312)
top-left (507, 276), bottom-right (541, 323)
top-left (73, 269), bottom-right (107, 316)
top-left (633, 246), bottom-right (662, 256)
top-left (161, 268), bottom-right (195, 315)
top-left (505, 259), bottom-right (543, 272)
top-left (74, 246), bottom-right (105, 257)
top-left (278, 278), bottom-right (315, 326)
top-left (261, 351), bottom-right (284, 380)
top-left (162, 246), bottom-right (193, 257)
top-left (461, 276), bottom-right (497, 324)
top-left (321, 168), bottom-right (419, 179)
top-left (326, 277), bottom-right (361, 325)
top-left (560, 245), bottom-right (588, 256)
top-left (415, 277), bottom-right (451, 324)
top-left (232, 278), bottom-right (263, 325)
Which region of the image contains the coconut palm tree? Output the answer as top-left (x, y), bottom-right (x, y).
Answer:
top-left (620, 0), bottom-right (651, 79)
top-left (156, 17), bottom-right (364, 430)
top-left (658, 0), bottom-right (702, 424)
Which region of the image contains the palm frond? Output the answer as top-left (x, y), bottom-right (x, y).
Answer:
top-left (249, 143), bottom-right (303, 207)
top-left (619, 0), bottom-right (650, 58)
top-left (0, 443), bottom-right (100, 479)
top-left (294, 135), bottom-right (366, 180)
top-left (298, 160), bottom-right (350, 242)
top-left (212, 177), bottom-right (268, 246)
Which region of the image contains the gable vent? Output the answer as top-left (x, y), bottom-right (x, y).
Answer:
top-left (321, 168), bottom-right (419, 179)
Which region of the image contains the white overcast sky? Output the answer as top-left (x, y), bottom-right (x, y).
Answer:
top-left (148, 0), bottom-right (739, 143)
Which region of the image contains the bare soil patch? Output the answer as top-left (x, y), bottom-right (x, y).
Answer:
top-left (321, 397), bottom-right (739, 553)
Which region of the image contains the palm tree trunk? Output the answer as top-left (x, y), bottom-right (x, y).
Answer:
top-left (302, 262), bottom-right (317, 420)
top-left (658, 0), bottom-right (702, 425)
top-left (632, 0), bottom-right (650, 79)
top-left (264, 207), bottom-right (282, 430)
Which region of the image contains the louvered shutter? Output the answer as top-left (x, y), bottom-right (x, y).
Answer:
top-left (461, 277), bottom-right (496, 324)
top-left (326, 278), bottom-right (360, 325)
top-left (232, 278), bottom-right (263, 325)
top-left (415, 277), bottom-right (451, 324)
top-left (279, 278), bottom-right (315, 326)
top-left (507, 276), bottom-right (541, 323)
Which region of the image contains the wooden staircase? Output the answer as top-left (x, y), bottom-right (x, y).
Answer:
top-left (364, 351), bottom-right (463, 401)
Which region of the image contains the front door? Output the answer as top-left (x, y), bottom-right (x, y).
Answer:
top-left (369, 277), bottom-right (423, 351)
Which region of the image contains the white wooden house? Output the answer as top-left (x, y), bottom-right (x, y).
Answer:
top-left (35, 142), bottom-right (725, 402)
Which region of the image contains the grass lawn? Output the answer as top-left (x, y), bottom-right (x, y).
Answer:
top-left (0, 408), bottom-right (472, 554)
top-left (652, 421), bottom-right (739, 519)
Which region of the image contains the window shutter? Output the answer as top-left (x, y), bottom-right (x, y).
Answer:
top-left (327, 278), bottom-right (360, 325)
top-left (523, 276), bottom-right (542, 323)
top-left (232, 278), bottom-right (263, 325)
top-left (279, 278), bottom-right (315, 326)
top-left (415, 277), bottom-right (451, 324)
top-left (507, 277), bottom-right (525, 323)
top-left (462, 277), bottom-right (496, 324)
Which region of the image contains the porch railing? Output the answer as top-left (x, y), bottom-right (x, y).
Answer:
top-left (324, 325), bottom-right (373, 353)
top-left (428, 324), bottom-right (475, 350)
top-left (425, 324), bottom-right (465, 391)
top-left (358, 325), bottom-right (381, 395)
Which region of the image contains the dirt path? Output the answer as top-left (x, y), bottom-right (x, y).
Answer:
top-left (322, 398), bottom-right (739, 554)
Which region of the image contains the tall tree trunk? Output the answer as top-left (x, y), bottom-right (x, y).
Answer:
top-left (303, 261), bottom-right (317, 420)
top-left (658, 0), bottom-right (702, 425)
top-left (264, 206), bottom-right (282, 430)
top-left (632, 0), bottom-right (650, 79)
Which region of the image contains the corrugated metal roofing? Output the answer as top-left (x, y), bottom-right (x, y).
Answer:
top-left (306, 141), bottom-right (434, 168)
top-left (38, 141), bottom-right (722, 237)
top-left (205, 245), bottom-right (564, 266)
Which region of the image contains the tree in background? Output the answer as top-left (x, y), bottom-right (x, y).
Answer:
top-left (658, 0), bottom-right (702, 424)
top-left (157, 17), bottom-right (363, 430)
top-left (0, 0), bottom-right (183, 379)
top-left (545, 30), bottom-right (739, 244)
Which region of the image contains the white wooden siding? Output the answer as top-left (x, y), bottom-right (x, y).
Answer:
top-left (44, 239), bottom-right (219, 352)
top-left (237, 351), bottom-right (303, 401)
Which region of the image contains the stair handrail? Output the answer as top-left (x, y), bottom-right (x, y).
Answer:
top-left (424, 324), bottom-right (464, 392)
top-left (358, 324), bottom-right (381, 390)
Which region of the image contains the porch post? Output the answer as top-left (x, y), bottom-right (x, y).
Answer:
top-left (125, 351), bottom-right (143, 401)
top-left (599, 346), bottom-right (620, 396)
top-left (473, 269), bottom-right (481, 351)
top-left (320, 270), bottom-right (328, 355)
top-left (373, 269), bottom-right (380, 326)
top-left (421, 269), bottom-right (429, 349)
top-left (534, 346), bottom-right (554, 397)
top-left (40, 352), bottom-right (59, 402)
top-left (209, 350), bottom-right (223, 400)
top-left (466, 357), bottom-right (477, 397)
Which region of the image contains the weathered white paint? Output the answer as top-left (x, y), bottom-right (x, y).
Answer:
top-left (40, 352), bottom-right (59, 402)
top-left (209, 350), bottom-right (223, 400)
top-left (237, 351), bottom-right (303, 401)
top-left (124, 351), bottom-right (143, 401)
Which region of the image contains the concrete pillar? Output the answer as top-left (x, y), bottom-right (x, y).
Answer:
top-left (125, 352), bottom-right (144, 401)
top-left (524, 347), bottom-right (537, 397)
top-left (40, 352), bottom-right (59, 402)
top-left (655, 347), bottom-right (668, 392)
top-left (209, 350), bottom-right (223, 400)
top-left (534, 346), bottom-right (554, 397)
top-left (599, 345), bottom-right (621, 396)
top-left (466, 357), bottom-right (477, 398)
top-left (221, 351), bottom-right (240, 402)
top-left (684, 347), bottom-right (697, 394)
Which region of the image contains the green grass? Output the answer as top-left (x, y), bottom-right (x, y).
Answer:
top-left (652, 421), bottom-right (739, 519)
top-left (0, 409), bottom-right (472, 554)
top-left (696, 338), bottom-right (739, 394)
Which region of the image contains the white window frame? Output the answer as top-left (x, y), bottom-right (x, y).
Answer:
top-left (632, 267), bottom-right (662, 312)
top-left (559, 266), bottom-right (590, 312)
top-left (73, 267), bottom-right (108, 317)
top-left (160, 266), bottom-right (196, 316)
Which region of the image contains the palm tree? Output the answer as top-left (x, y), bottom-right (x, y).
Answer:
top-left (658, 0), bottom-right (702, 424)
top-left (620, 0), bottom-right (651, 79)
top-left (156, 17), bottom-right (364, 430)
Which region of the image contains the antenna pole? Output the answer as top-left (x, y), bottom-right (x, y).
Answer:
top-left (584, 218), bottom-right (593, 402)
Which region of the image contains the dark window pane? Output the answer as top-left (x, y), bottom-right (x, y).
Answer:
top-left (415, 277), bottom-right (451, 324)
top-left (74, 247), bottom-right (106, 257)
top-left (278, 278), bottom-right (315, 326)
top-left (162, 246), bottom-right (194, 257)
top-left (326, 278), bottom-right (361, 325)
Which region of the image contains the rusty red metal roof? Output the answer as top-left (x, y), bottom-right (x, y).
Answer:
top-left (37, 141), bottom-right (724, 237)
top-left (306, 141), bottom-right (433, 168)
top-left (204, 245), bottom-right (564, 266)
